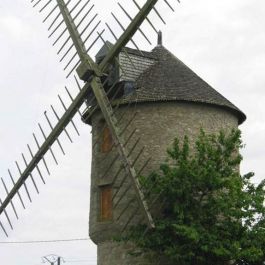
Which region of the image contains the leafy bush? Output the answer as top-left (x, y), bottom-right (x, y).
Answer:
top-left (127, 129), bottom-right (265, 265)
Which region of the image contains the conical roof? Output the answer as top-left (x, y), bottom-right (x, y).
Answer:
top-left (123, 45), bottom-right (246, 124)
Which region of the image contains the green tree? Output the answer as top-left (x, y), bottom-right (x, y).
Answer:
top-left (127, 129), bottom-right (265, 265)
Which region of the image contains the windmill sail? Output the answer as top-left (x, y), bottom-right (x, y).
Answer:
top-left (0, 0), bottom-right (179, 236)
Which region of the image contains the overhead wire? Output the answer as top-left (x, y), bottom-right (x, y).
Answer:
top-left (0, 237), bottom-right (90, 244)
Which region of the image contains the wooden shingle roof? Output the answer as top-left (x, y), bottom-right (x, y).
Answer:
top-left (122, 45), bottom-right (246, 124)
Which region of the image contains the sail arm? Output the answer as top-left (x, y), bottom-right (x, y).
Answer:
top-left (99, 0), bottom-right (159, 73)
top-left (0, 82), bottom-right (91, 216)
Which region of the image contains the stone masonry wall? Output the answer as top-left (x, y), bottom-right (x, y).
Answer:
top-left (89, 101), bottom-right (239, 265)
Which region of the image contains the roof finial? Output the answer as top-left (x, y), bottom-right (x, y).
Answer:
top-left (158, 30), bottom-right (162, 46)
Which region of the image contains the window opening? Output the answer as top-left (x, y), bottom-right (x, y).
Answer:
top-left (101, 126), bottom-right (113, 153)
top-left (100, 185), bottom-right (113, 221)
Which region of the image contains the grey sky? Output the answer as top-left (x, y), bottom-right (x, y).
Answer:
top-left (0, 0), bottom-right (265, 264)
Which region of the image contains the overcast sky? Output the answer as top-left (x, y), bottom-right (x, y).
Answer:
top-left (0, 0), bottom-right (265, 264)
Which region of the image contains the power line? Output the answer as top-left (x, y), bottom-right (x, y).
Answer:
top-left (65, 260), bottom-right (94, 263)
top-left (0, 237), bottom-right (90, 244)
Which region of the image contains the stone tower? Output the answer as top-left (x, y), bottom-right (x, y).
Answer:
top-left (82, 36), bottom-right (246, 265)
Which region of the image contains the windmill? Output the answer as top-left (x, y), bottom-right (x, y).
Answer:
top-left (0, 0), bottom-right (180, 249)
top-left (0, 0), bottom-right (248, 264)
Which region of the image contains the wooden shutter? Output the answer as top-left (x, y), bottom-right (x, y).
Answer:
top-left (100, 186), bottom-right (113, 221)
top-left (101, 127), bottom-right (113, 153)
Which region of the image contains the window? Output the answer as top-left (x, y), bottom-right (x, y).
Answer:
top-left (124, 81), bottom-right (135, 96)
top-left (100, 185), bottom-right (113, 221)
top-left (101, 126), bottom-right (113, 153)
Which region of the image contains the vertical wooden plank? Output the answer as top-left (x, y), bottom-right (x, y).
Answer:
top-left (101, 127), bottom-right (113, 153)
top-left (100, 186), bottom-right (113, 221)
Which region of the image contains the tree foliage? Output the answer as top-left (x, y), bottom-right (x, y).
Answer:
top-left (127, 129), bottom-right (265, 265)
